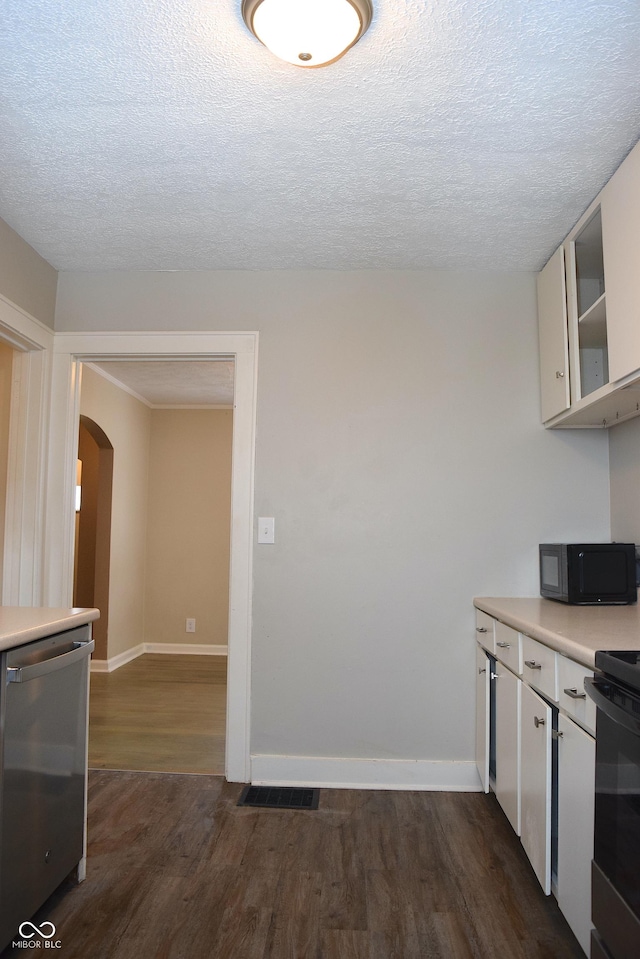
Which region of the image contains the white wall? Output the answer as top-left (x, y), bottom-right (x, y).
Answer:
top-left (609, 416), bottom-right (640, 542)
top-left (144, 409), bottom-right (232, 648)
top-left (56, 269), bottom-right (611, 782)
top-left (0, 215), bottom-right (57, 328)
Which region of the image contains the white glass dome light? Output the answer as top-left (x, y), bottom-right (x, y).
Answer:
top-left (242, 0), bottom-right (373, 68)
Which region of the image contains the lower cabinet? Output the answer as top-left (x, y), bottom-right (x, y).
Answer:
top-left (475, 622), bottom-right (595, 957)
top-left (494, 661), bottom-right (520, 835)
top-left (556, 713), bottom-right (595, 956)
top-left (475, 645), bottom-right (491, 794)
top-left (520, 683), bottom-right (552, 894)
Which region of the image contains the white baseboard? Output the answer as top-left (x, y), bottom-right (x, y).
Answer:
top-left (250, 755), bottom-right (482, 792)
top-left (91, 644), bottom-right (144, 673)
top-left (90, 642), bottom-right (227, 673)
top-left (144, 643), bottom-right (228, 657)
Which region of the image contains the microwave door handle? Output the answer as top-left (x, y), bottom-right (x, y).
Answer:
top-left (584, 677), bottom-right (640, 737)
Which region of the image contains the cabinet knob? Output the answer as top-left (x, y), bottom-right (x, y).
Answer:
top-left (478, 667), bottom-right (486, 674)
top-left (496, 641), bottom-right (511, 648)
top-left (555, 370), bottom-right (565, 378)
top-left (476, 627), bottom-right (487, 633)
top-left (525, 660), bottom-right (542, 670)
top-left (490, 672), bottom-right (499, 680)
top-left (534, 716), bottom-right (545, 728)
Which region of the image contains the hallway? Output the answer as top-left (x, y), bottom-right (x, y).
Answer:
top-left (88, 654), bottom-right (226, 775)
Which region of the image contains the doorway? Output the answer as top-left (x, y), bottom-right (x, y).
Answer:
top-left (73, 415), bottom-right (113, 660)
top-left (46, 331), bottom-right (258, 783)
top-left (77, 362), bottom-right (233, 775)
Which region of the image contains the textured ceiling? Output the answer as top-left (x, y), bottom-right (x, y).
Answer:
top-left (1, 0), bottom-right (640, 273)
top-left (88, 360), bottom-right (235, 406)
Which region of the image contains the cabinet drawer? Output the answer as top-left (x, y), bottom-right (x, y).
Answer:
top-left (522, 635), bottom-right (558, 702)
top-left (494, 621), bottom-right (522, 674)
top-left (558, 656), bottom-right (596, 735)
top-left (475, 610), bottom-right (495, 652)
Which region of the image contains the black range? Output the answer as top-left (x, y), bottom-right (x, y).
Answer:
top-left (586, 650), bottom-right (640, 959)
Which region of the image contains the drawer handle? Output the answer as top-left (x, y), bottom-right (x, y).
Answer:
top-left (525, 660), bottom-right (542, 670)
top-left (563, 687), bottom-right (586, 700)
top-left (496, 641), bottom-right (511, 649)
top-left (478, 667), bottom-right (486, 674)
top-left (476, 627), bottom-right (488, 633)
top-left (534, 716), bottom-right (545, 728)
top-left (490, 672), bottom-right (499, 680)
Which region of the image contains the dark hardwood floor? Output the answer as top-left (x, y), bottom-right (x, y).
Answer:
top-left (1, 771), bottom-right (584, 959)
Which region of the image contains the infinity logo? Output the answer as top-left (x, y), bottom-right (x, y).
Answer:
top-left (18, 921), bottom-right (56, 939)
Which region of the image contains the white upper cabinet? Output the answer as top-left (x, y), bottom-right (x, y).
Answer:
top-left (537, 137), bottom-right (640, 429)
top-left (565, 202), bottom-right (609, 403)
top-left (537, 246), bottom-right (570, 422)
top-left (600, 141), bottom-right (640, 384)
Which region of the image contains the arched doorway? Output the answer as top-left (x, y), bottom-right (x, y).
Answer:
top-left (73, 415), bottom-right (113, 661)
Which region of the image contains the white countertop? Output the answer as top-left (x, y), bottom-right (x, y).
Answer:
top-left (474, 597), bottom-right (640, 668)
top-left (0, 607), bottom-right (100, 653)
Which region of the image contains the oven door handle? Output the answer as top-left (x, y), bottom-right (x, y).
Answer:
top-left (584, 676), bottom-right (640, 736)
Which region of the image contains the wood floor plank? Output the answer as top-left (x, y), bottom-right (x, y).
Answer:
top-left (317, 928), bottom-right (371, 959)
top-left (320, 874), bottom-right (368, 932)
top-left (429, 912), bottom-right (479, 959)
top-left (0, 772), bottom-right (585, 959)
top-left (262, 868), bottom-right (324, 959)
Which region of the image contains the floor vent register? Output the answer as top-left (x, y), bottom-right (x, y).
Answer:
top-left (237, 785), bottom-right (320, 809)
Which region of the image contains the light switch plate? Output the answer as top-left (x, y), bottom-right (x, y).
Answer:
top-left (258, 517), bottom-right (275, 544)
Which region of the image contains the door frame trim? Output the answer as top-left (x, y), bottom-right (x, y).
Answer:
top-left (46, 331), bottom-right (258, 783)
top-left (0, 294), bottom-right (53, 606)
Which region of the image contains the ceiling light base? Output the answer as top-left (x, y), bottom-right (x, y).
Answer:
top-left (241, 0), bottom-right (373, 68)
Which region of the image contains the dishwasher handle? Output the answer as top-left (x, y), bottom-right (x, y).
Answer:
top-left (7, 639), bottom-right (95, 684)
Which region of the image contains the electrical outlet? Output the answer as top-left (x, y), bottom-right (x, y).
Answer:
top-left (186, 618), bottom-right (196, 633)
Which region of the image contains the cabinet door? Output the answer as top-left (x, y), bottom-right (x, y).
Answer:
top-left (601, 139), bottom-right (640, 383)
top-left (475, 645), bottom-right (490, 794)
top-left (520, 683), bottom-right (552, 894)
top-left (557, 714), bottom-right (595, 956)
top-left (495, 664), bottom-right (520, 835)
top-left (537, 245), bottom-right (571, 421)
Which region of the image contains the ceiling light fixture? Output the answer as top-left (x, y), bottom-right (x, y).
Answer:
top-left (241, 0), bottom-right (373, 68)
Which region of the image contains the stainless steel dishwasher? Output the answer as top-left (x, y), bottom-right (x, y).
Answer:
top-left (0, 624), bottom-right (94, 950)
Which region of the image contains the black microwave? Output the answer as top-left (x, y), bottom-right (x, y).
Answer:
top-left (539, 543), bottom-right (637, 605)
